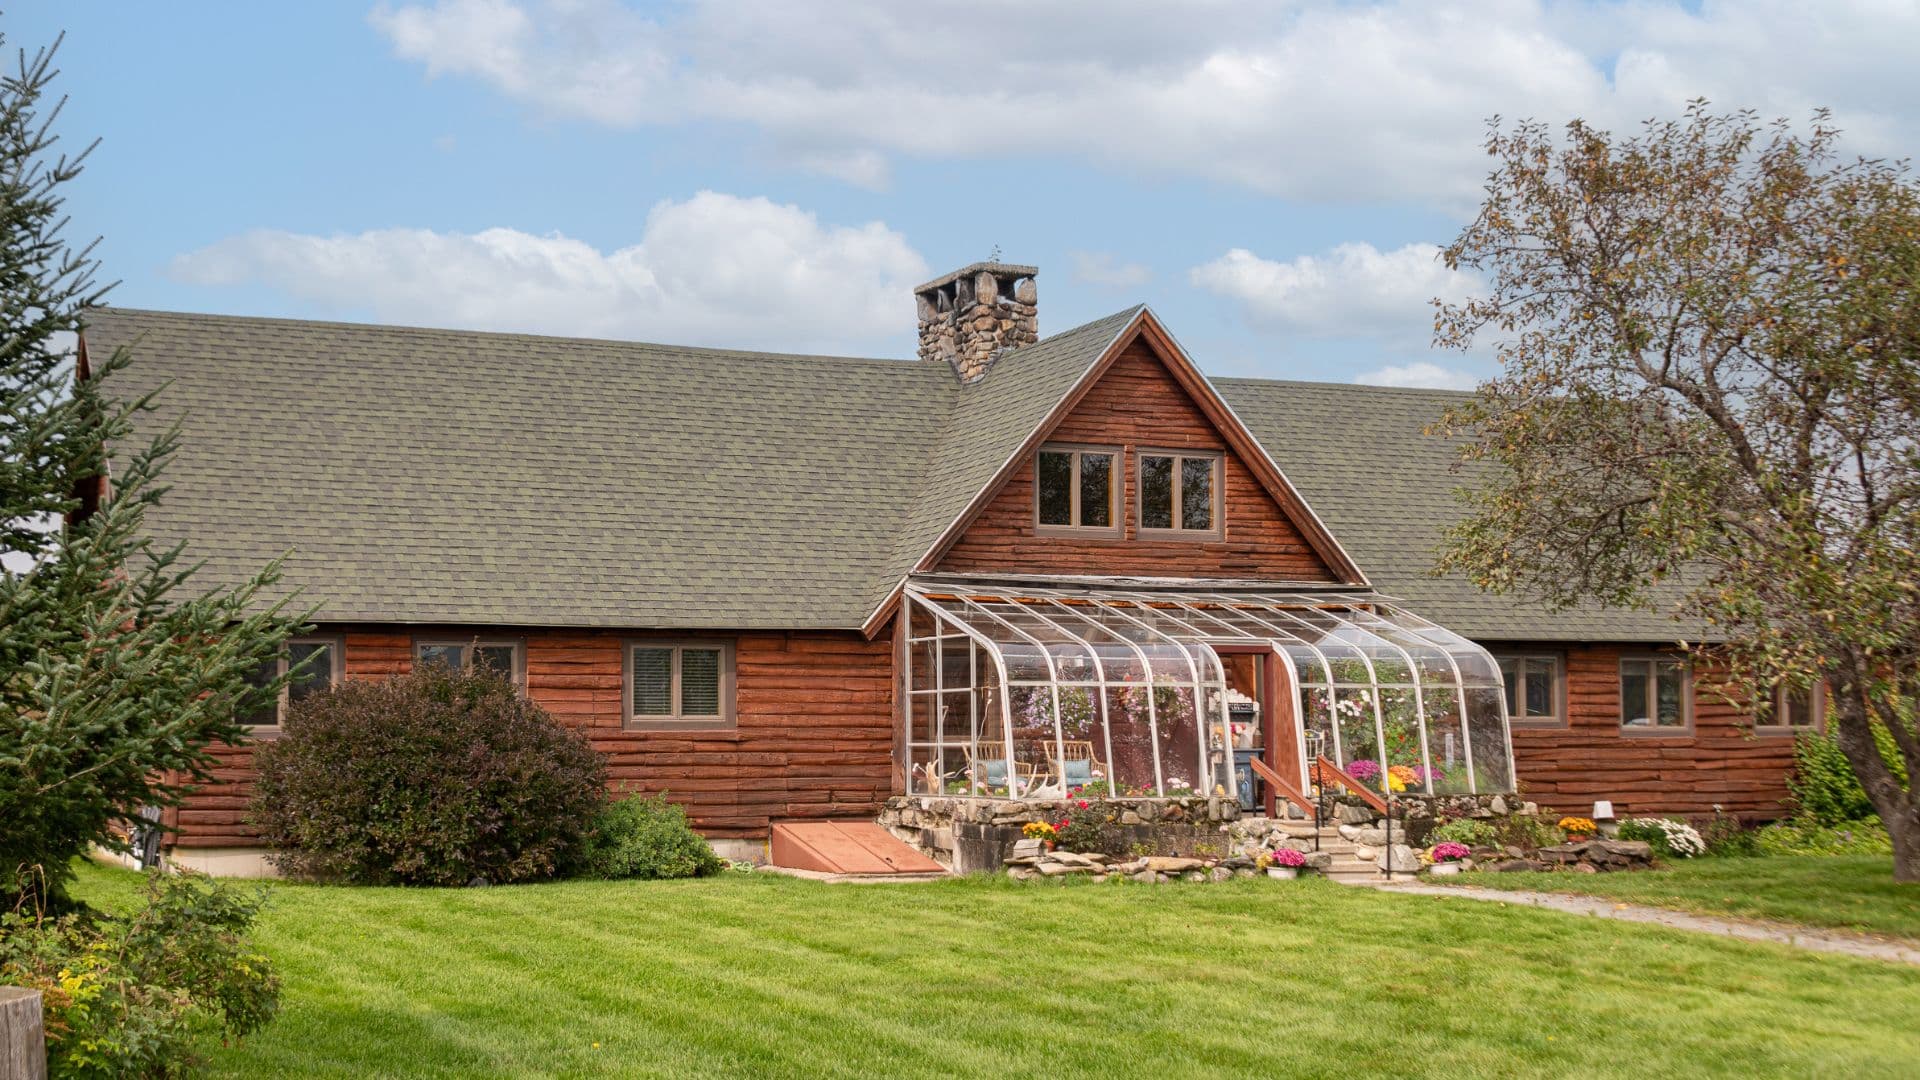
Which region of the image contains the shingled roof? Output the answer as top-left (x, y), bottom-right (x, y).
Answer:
top-left (86, 306), bottom-right (1699, 641)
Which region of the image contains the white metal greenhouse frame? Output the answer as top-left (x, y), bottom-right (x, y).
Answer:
top-left (902, 580), bottom-right (1516, 801)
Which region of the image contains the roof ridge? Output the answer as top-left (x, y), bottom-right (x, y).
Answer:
top-left (1211, 372), bottom-right (1477, 397)
top-left (85, 305), bottom-right (918, 367)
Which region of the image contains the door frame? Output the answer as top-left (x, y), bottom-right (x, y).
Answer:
top-left (1212, 642), bottom-right (1305, 817)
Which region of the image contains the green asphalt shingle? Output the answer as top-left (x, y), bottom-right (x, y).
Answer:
top-left (88, 306), bottom-right (1699, 640)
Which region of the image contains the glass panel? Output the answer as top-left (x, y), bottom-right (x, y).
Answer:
top-left (1379, 687), bottom-right (1428, 793)
top-left (1141, 455), bottom-right (1173, 529)
top-left (1422, 687), bottom-right (1471, 793)
top-left (1105, 687), bottom-right (1157, 797)
top-left (1465, 688), bottom-right (1514, 791)
top-left (1364, 648), bottom-right (1414, 685)
top-left (1150, 686), bottom-right (1200, 796)
top-left (632, 648), bottom-right (674, 715)
top-left (1299, 685), bottom-right (1335, 769)
top-left (241, 658), bottom-right (278, 727)
top-left (473, 645), bottom-right (516, 679)
top-left (1045, 641), bottom-right (1099, 682)
top-left (938, 691), bottom-right (971, 745)
top-left (1500, 658), bottom-right (1518, 714)
top-left (1524, 663), bottom-right (1553, 718)
top-left (1080, 453), bottom-right (1112, 527)
top-left (1333, 687), bottom-right (1382, 790)
top-left (416, 644), bottom-right (463, 672)
top-left (912, 639), bottom-right (939, 693)
top-left (1655, 660), bottom-right (1685, 727)
top-left (909, 692), bottom-right (936, 745)
top-left (1620, 664), bottom-right (1652, 728)
top-left (999, 642), bottom-right (1052, 683)
top-left (1180, 457), bottom-right (1213, 530)
top-left (1782, 686), bottom-right (1814, 727)
top-left (1037, 451), bottom-right (1072, 525)
top-left (938, 640), bottom-right (972, 689)
top-left (287, 642), bottom-right (333, 701)
top-left (680, 648), bottom-right (722, 716)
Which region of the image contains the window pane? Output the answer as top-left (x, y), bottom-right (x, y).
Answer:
top-left (1783, 686), bottom-right (1814, 727)
top-left (632, 648), bottom-right (674, 715)
top-left (288, 642), bottom-right (334, 701)
top-left (1620, 665), bottom-right (1651, 727)
top-left (1079, 453), bottom-right (1112, 527)
top-left (1180, 457), bottom-right (1214, 530)
top-left (1499, 658), bottom-right (1518, 714)
top-left (1037, 451), bottom-right (1072, 525)
top-left (1655, 661), bottom-right (1684, 726)
top-left (242, 658), bottom-right (278, 727)
top-left (417, 644), bottom-right (463, 672)
top-left (1524, 663), bottom-right (1552, 717)
top-left (473, 645), bottom-right (517, 679)
top-left (1141, 455), bottom-right (1173, 529)
top-left (680, 648), bottom-right (723, 716)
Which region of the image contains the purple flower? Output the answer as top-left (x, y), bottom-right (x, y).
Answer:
top-left (1430, 841), bottom-right (1471, 862)
top-left (1344, 758), bottom-right (1381, 782)
top-left (1271, 848), bottom-right (1308, 868)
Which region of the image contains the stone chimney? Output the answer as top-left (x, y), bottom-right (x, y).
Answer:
top-left (915, 262), bottom-right (1038, 382)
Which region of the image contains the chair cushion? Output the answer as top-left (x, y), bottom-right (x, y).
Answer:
top-left (976, 758), bottom-right (1009, 785)
top-left (1063, 759), bottom-right (1094, 785)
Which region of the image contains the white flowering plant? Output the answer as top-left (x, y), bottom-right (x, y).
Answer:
top-left (1616, 816), bottom-right (1706, 858)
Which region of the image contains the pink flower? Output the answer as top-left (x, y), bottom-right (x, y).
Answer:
top-left (1271, 848), bottom-right (1308, 868)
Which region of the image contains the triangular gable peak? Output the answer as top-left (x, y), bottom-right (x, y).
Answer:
top-left (917, 309), bottom-right (1366, 587)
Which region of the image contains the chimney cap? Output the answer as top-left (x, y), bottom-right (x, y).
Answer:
top-left (913, 261), bottom-right (1039, 294)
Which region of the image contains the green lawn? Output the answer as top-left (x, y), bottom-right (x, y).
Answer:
top-left (1447, 856), bottom-right (1920, 941)
top-left (70, 862), bottom-right (1920, 1079)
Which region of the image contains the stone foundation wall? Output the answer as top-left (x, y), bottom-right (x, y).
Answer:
top-left (878, 795), bottom-right (1243, 873)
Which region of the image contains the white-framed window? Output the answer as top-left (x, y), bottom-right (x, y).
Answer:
top-left (626, 640), bottom-right (736, 728)
top-left (1763, 681), bottom-right (1825, 733)
top-left (1495, 653), bottom-right (1564, 727)
top-left (1620, 656), bottom-right (1689, 733)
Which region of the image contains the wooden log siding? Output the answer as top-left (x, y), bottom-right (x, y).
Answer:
top-left (936, 341), bottom-right (1337, 580)
top-left (164, 625), bottom-right (896, 849)
top-left (1507, 644), bottom-right (1795, 820)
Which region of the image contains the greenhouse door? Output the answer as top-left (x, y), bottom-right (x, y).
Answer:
top-left (1217, 645), bottom-right (1302, 815)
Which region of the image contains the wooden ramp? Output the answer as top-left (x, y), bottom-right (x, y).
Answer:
top-left (769, 821), bottom-right (947, 877)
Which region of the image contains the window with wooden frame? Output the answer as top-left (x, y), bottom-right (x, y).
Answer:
top-left (1619, 656), bottom-right (1689, 733)
top-left (626, 640), bottom-right (736, 728)
top-left (1495, 653), bottom-right (1564, 727)
top-left (1137, 450), bottom-right (1223, 538)
top-left (413, 638), bottom-right (525, 685)
top-left (1033, 444), bottom-right (1121, 535)
top-left (1761, 680), bottom-right (1825, 733)
top-left (241, 634), bottom-right (345, 732)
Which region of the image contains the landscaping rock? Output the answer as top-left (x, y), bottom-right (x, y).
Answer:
top-left (1209, 867), bottom-right (1234, 883)
top-left (1008, 867), bottom-right (1036, 881)
top-left (1378, 844), bottom-right (1420, 873)
top-left (1233, 868), bottom-right (1257, 879)
top-left (1353, 845), bottom-right (1378, 863)
top-left (1303, 851), bottom-right (1334, 871)
top-left (1489, 795), bottom-right (1509, 815)
top-left (1144, 856), bottom-right (1206, 873)
top-left (1129, 870), bottom-right (1158, 884)
top-left (1337, 823), bottom-right (1365, 842)
top-left (1349, 827), bottom-right (1391, 847)
top-left (1050, 851), bottom-right (1101, 868)
top-left (1010, 838), bottom-right (1045, 862)
top-left (1181, 870), bottom-right (1206, 882)
top-left (1336, 804), bottom-right (1377, 825)
top-left (1489, 859), bottom-right (1537, 872)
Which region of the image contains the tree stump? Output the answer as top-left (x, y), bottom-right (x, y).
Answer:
top-left (0, 987), bottom-right (45, 1080)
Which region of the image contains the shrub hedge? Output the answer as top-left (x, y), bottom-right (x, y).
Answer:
top-left (250, 664), bottom-right (607, 885)
top-left (578, 793), bottom-right (726, 880)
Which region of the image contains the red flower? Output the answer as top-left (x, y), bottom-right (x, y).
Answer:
top-left (1076, 800), bottom-right (1089, 810)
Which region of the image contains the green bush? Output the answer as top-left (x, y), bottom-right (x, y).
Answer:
top-left (1700, 813), bottom-right (1762, 857)
top-left (0, 871), bottom-right (279, 1078)
top-left (250, 664), bottom-right (607, 885)
top-left (578, 793), bottom-right (725, 880)
top-left (1787, 731), bottom-right (1876, 826)
top-left (1054, 800), bottom-right (1130, 857)
top-left (1490, 814), bottom-right (1562, 852)
top-left (1428, 817), bottom-right (1498, 848)
top-left (1754, 817), bottom-right (1894, 856)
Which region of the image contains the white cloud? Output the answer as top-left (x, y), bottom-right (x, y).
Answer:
top-left (1069, 251), bottom-right (1152, 289)
top-left (168, 192), bottom-right (928, 354)
top-left (1189, 242), bottom-right (1476, 348)
top-left (1355, 361), bottom-right (1479, 391)
top-left (369, 0), bottom-right (1920, 204)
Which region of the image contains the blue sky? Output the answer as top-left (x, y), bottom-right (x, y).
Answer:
top-left (18, 1), bottom-right (1920, 385)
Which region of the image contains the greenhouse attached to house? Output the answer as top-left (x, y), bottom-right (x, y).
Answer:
top-left (902, 579), bottom-right (1517, 813)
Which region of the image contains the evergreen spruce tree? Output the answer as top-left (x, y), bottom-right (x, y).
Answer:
top-left (1, 30), bottom-right (303, 907)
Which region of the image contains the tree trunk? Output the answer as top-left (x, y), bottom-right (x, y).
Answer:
top-left (1829, 669), bottom-right (1920, 881)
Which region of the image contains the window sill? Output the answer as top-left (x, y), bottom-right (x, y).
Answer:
top-left (1508, 720), bottom-right (1566, 731)
top-left (1033, 525), bottom-right (1125, 540)
top-left (1754, 725), bottom-right (1819, 737)
top-left (1135, 527), bottom-right (1224, 543)
top-left (624, 719), bottom-right (738, 733)
top-left (1619, 725), bottom-right (1692, 737)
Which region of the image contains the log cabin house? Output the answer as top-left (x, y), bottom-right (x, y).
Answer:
top-left (84, 261), bottom-right (1811, 874)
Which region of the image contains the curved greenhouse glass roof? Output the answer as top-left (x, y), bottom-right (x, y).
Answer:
top-left (903, 581), bottom-right (1514, 801)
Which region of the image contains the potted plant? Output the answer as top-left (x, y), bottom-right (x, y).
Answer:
top-left (1558, 816), bottom-right (1598, 842)
top-left (1022, 821), bottom-right (1058, 849)
top-left (1267, 847), bottom-right (1308, 879)
top-left (1426, 841), bottom-right (1471, 875)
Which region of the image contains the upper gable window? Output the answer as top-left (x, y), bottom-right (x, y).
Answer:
top-left (1138, 451), bottom-right (1222, 538)
top-left (1034, 445), bottom-right (1120, 535)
